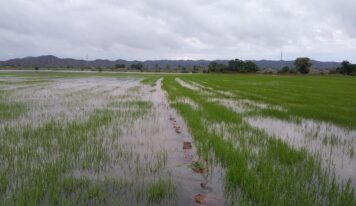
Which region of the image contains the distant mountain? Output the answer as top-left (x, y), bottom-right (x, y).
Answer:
top-left (0, 55), bottom-right (341, 69)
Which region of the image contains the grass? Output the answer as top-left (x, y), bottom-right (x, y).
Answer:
top-left (109, 100), bottom-right (153, 111)
top-left (1, 72), bottom-right (355, 205)
top-left (0, 90), bottom-right (25, 121)
top-left (190, 161), bottom-right (206, 173)
top-left (162, 75), bottom-right (356, 205)
top-left (148, 179), bottom-right (175, 203)
top-left (181, 74), bottom-right (356, 128)
top-left (141, 76), bottom-right (161, 86)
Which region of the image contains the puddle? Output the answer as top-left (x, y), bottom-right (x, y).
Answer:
top-left (175, 78), bottom-right (201, 91)
top-left (208, 97), bottom-right (285, 114)
top-left (1, 77), bottom-right (140, 129)
top-left (175, 78), bottom-right (215, 97)
top-left (246, 117), bottom-right (356, 188)
top-left (208, 98), bottom-right (247, 113)
top-left (173, 97), bottom-right (200, 110)
top-left (215, 90), bottom-right (236, 98)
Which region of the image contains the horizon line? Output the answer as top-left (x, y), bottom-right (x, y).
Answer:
top-left (0, 54), bottom-right (344, 63)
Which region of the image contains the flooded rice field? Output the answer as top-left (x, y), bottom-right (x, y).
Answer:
top-left (170, 76), bottom-right (356, 205)
top-left (247, 117), bottom-right (356, 188)
top-left (177, 78), bottom-right (356, 185)
top-left (1, 72), bottom-right (355, 205)
top-left (0, 74), bottom-right (225, 205)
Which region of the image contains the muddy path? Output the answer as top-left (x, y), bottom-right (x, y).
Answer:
top-left (119, 78), bottom-right (226, 205)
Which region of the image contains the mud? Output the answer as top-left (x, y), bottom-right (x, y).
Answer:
top-left (67, 78), bottom-right (226, 205)
top-left (125, 79), bottom-right (226, 205)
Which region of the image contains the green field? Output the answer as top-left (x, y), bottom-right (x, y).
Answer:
top-left (180, 74), bottom-right (356, 128)
top-left (0, 71), bottom-right (355, 205)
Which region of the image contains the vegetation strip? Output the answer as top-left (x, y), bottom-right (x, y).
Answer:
top-left (162, 76), bottom-right (355, 205)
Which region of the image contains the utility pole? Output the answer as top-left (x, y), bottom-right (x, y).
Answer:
top-left (280, 50), bottom-right (283, 69)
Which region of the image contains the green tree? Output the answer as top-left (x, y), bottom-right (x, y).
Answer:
top-left (244, 61), bottom-right (259, 73)
top-left (130, 64), bottom-right (143, 71)
top-left (281, 66), bottom-right (289, 73)
top-left (294, 57), bottom-right (311, 74)
top-left (208, 61), bottom-right (227, 72)
top-left (96, 66), bottom-right (103, 72)
top-left (228, 59), bottom-right (244, 72)
top-left (192, 65), bottom-right (200, 73)
top-left (208, 61), bottom-right (218, 72)
top-left (181, 66), bottom-right (188, 73)
top-left (115, 64), bottom-right (125, 69)
top-left (154, 64), bottom-right (159, 71)
top-left (341, 60), bottom-right (356, 75)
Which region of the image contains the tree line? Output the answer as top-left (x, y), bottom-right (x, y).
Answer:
top-left (337, 61), bottom-right (356, 75)
top-left (276, 58), bottom-right (355, 75)
top-left (25, 57), bottom-right (355, 75)
top-left (207, 57), bottom-right (313, 74)
top-left (208, 59), bottom-right (259, 73)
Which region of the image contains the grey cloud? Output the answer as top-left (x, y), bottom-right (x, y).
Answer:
top-left (0, 0), bottom-right (355, 61)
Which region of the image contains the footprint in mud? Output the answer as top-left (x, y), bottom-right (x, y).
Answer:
top-left (167, 115), bottom-right (223, 205)
top-left (183, 141), bottom-right (192, 149)
top-left (169, 116), bottom-right (176, 122)
top-left (169, 116), bottom-right (182, 134)
top-left (183, 151), bottom-right (194, 162)
top-left (194, 194), bottom-right (206, 204)
top-left (195, 193), bottom-right (225, 206)
top-left (192, 162), bottom-right (219, 205)
top-left (183, 141), bottom-right (194, 161)
top-left (174, 126), bottom-right (181, 134)
top-left (190, 161), bottom-right (207, 173)
top-left (200, 182), bottom-right (213, 193)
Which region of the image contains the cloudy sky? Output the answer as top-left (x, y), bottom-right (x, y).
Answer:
top-left (1, 0), bottom-right (355, 62)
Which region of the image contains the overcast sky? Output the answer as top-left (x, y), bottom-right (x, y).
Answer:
top-left (1, 0), bottom-right (355, 62)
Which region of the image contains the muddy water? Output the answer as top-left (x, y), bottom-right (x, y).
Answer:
top-left (172, 97), bottom-right (200, 110)
top-left (175, 78), bottom-right (215, 97)
top-left (247, 117), bottom-right (356, 188)
top-left (119, 79), bottom-right (226, 205)
top-left (1, 75), bottom-right (226, 205)
top-left (1, 77), bottom-right (140, 128)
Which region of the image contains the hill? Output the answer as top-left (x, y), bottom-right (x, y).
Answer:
top-left (0, 55), bottom-right (341, 69)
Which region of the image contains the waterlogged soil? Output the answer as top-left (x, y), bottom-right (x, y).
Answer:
top-left (117, 79), bottom-right (226, 205)
top-left (175, 78), bottom-right (356, 192)
top-left (7, 73), bottom-right (356, 204)
top-left (247, 117), bottom-right (356, 188)
top-left (1, 77), bottom-right (139, 128)
top-left (0, 75), bottom-right (226, 205)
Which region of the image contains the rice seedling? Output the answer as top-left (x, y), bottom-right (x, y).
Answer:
top-left (148, 179), bottom-right (175, 203)
top-left (1, 71), bottom-right (355, 205)
top-left (162, 75), bottom-right (356, 205)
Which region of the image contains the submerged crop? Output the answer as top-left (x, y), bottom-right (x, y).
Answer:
top-left (163, 75), bottom-right (356, 205)
top-left (1, 72), bottom-right (355, 205)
